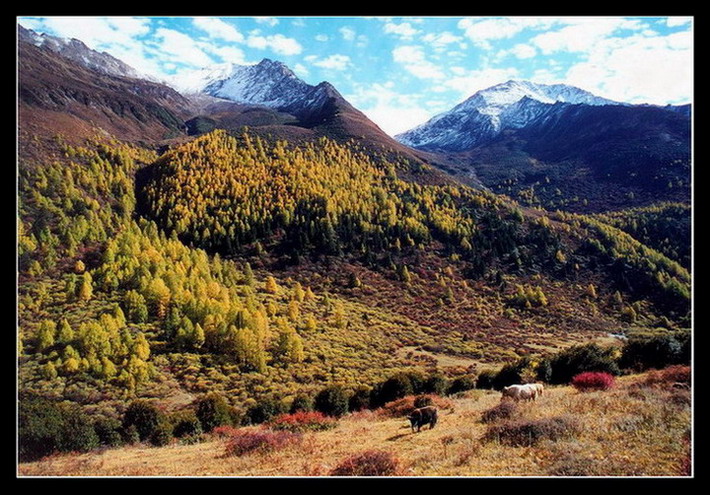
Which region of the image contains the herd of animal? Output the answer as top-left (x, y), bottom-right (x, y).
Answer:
top-left (406, 383), bottom-right (546, 433)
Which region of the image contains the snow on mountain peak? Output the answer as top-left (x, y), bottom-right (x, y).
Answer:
top-left (396, 80), bottom-right (620, 151)
top-left (169, 58), bottom-right (312, 109)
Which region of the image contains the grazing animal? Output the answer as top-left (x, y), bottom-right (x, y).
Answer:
top-left (501, 384), bottom-right (537, 402)
top-left (531, 383), bottom-right (544, 398)
top-left (408, 406), bottom-right (438, 432)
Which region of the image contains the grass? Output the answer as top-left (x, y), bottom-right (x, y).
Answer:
top-left (18, 370), bottom-right (691, 477)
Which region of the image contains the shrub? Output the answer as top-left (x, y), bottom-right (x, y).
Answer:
top-left (268, 411), bottom-right (337, 432)
top-left (571, 372), bottom-right (615, 392)
top-left (150, 420), bottom-right (173, 447)
top-left (484, 416), bottom-right (581, 447)
top-left (548, 344), bottom-right (620, 384)
top-left (314, 385), bottom-right (349, 417)
top-left (620, 332), bottom-right (689, 371)
top-left (645, 365), bottom-right (691, 385)
top-left (423, 374), bottom-right (449, 395)
top-left (373, 374), bottom-right (414, 407)
top-left (289, 394), bottom-right (314, 414)
top-left (480, 401), bottom-right (518, 424)
top-left (93, 417), bottom-right (123, 447)
top-left (212, 425), bottom-right (241, 438)
top-left (195, 393), bottom-right (232, 432)
top-left (19, 396), bottom-right (103, 461)
top-left (247, 397), bottom-right (288, 424)
top-left (448, 375), bottom-right (477, 394)
top-left (330, 450), bottom-right (400, 476)
top-left (224, 429), bottom-right (302, 457)
top-left (475, 369), bottom-right (496, 390)
top-left (170, 410), bottom-right (203, 438)
top-left (122, 400), bottom-right (163, 441)
top-left (348, 386), bottom-right (372, 412)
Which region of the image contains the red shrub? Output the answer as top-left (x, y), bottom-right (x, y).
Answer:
top-left (212, 425), bottom-right (241, 438)
top-left (224, 429), bottom-right (302, 457)
top-left (571, 372), bottom-right (615, 392)
top-left (268, 411), bottom-right (337, 432)
top-left (645, 365), bottom-right (691, 386)
top-left (330, 450), bottom-right (400, 476)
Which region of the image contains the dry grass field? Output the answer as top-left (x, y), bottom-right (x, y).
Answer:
top-left (18, 370), bottom-right (691, 477)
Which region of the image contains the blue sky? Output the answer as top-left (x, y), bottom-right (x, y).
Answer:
top-left (18, 16), bottom-right (693, 136)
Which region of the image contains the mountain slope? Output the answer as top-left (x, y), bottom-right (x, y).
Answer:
top-left (19, 25), bottom-right (144, 80)
top-left (396, 80), bottom-right (619, 152)
top-left (18, 40), bottom-right (191, 143)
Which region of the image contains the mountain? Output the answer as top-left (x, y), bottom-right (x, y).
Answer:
top-left (170, 59), bottom-right (463, 186)
top-left (17, 36), bottom-right (193, 145)
top-left (18, 25), bottom-right (144, 80)
top-left (396, 80), bottom-right (619, 152)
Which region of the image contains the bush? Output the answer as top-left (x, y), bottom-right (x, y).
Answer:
top-left (247, 397), bottom-right (288, 424)
top-left (314, 385), bottom-right (349, 417)
top-left (548, 344), bottom-right (620, 384)
top-left (448, 375), bottom-right (476, 394)
top-left (373, 374), bottom-right (414, 407)
top-left (150, 420), bottom-right (173, 447)
top-left (122, 400), bottom-right (163, 442)
top-left (268, 411), bottom-right (337, 432)
top-left (620, 332), bottom-right (689, 371)
top-left (170, 410), bottom-right (203, 438)
top-left (648, 365), bottom-right (691, 385)
top-left (484, 416), bottom-right (581, 447)
top-left (423, 374), bottom-right (449, 395)
top-left (195, 393), bottom-right (232, 432)
top-left (289, 394), bottom-right (314, 414)
top-left (19, 396), bottom-right (102, 461)
top-left (475, 369), bottom-right (496, 390)
top-left (93, 417), bottom-right (123, 447)
top-left (330, 450), bottom-right (400, 476)
top-left (413, 395), bottom-right (433, 408)
top-left (571, 372), bottom-right (615, 392)
top-left (348, 386), bottom-right (372, 412)
top-left (224, 429), bottom-right (302, 457)
top-left (480, 401), bottom-right (518, 424)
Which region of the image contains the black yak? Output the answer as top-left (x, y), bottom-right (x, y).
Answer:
top-left (407, 406), bottom-right (438, 432)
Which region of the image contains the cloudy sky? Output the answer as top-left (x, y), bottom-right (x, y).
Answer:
top-left (18, 16), bottom-right (693, 136)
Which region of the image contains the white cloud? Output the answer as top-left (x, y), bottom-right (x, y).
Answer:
top-left (457, 17), bottom-right (555, 49)
top-left (356, 34), bottom-right (369, 48)
top-left (498, 43), bottom-right (536, 60)
top-left (154, 28), bottom-right (215, 67)
top-left (392, 45), bottom-right (445, 80)
top-left (293, 63), bottom-right (309, 76)
top-left (421, 31), bottom-right (463, 50)
top-left (315, 34), bottom-right (328, 42)
top-left (530, 17), bottom-right (645, 54)
top-left (193, 17), bottom-right (244, 43)
top-left (199, 42), bottom-right (248, 65)
top-left (22, 16), bottom-right (151, 50)
top-left (339, 26), bottom-right (356, 41)
top-left (246, 33), bottom-right (302, 55)
top-left (383, 22), bottom-right (420, 39)
top-left (666, 17), bottom-right (692, 28)
top-left (346, 83), bottom-right (433, 136)
top-left (254, 17), bottom-right (279, 27)
top-left (563, 31), bottom-right (692, 104)
top-left (309, 54), bottom-right (351, 71)
top-left (291, 18), bottom-right (306, 27)
top-left (444, 67), bottom-right (520, 97)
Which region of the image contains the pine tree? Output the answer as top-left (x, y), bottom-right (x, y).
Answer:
top-left (78, 272), bottom-right (93, 302)
top-left (36, 320), bottom-right (56, 352)
top-left (265, 276), bottom-right (279, 294)
top-left (57, 319), bottom-right (74, 345)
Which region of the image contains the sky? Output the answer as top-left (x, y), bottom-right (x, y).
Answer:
top-left (18, 16), bottom-right (693, 136)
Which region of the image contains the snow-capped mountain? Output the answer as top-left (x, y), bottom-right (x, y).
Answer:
top-left (170, 59), bottom-right (315, 110)
top-left (396, 80), bottom-right (621, 152)
top-left (18, 25), bottom-right (144, 80)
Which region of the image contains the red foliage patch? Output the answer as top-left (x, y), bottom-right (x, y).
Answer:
top-left (571, 372), bottom-right (615, 392)
top-left (645, 365), bottom-right (691, 386)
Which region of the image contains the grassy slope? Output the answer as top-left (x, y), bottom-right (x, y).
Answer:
top-left (18, 371), bottom-right (691, 477)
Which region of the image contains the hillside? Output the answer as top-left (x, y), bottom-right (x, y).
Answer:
top-left (18, 369), bottom-right (691, 477)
